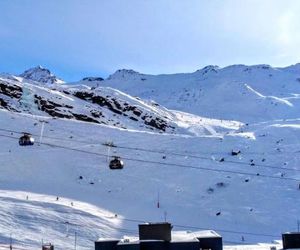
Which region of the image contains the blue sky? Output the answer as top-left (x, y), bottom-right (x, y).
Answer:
top-left (1, 0), bottom-right (300, 81)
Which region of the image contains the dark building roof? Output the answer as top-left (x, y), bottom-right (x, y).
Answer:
top-left (95, 223), bottom-right (222, 250)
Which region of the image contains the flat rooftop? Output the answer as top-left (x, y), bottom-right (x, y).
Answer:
top-left (97, 229), bottom-right (221, 244)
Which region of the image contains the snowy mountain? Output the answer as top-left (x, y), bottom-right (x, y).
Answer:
top-left (20, 66), bottom-right (65, 85)
top-left (86, 64), bottom-right (300, 123)
top-left (0, 64), bottom-right (300, 249)
top-left (0, 75), bottom-right (174, 132)
top-left (107, 69), bottom-right (143, 81)
top-left (0, 73), bottom-right (243, 135)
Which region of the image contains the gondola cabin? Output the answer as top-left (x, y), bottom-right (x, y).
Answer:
top-left (19, 133), bottom-right (35, 146)
top-left (42, 243), bottom-right (54, 250)
top-left (109, 156), bottom-right (124, 170)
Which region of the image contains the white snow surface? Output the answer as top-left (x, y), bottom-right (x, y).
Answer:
top-left (0, 64), bottom-right (300, 249)
top-left (84, 64), bottom-right (300, 122)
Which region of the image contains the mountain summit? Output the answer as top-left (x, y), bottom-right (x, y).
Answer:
top-left (20, 66), bottom-right (65, 84)
top-left (107, 69), bottom-right (141, 80)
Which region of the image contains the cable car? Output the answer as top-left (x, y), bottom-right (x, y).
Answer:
top-left (109, 156), bottom-right (124, 170)
top-left (19, 133), bottom-right (35, 146)
top-left (42, 243), bottom-right (54, 250)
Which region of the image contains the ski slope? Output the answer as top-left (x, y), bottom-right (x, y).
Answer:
top-left (0, 64), bottom-right (300, 249)
top-left (0, 108), bottom-right (300, 249)
top-left (87, 64), bottom-right (300, 122)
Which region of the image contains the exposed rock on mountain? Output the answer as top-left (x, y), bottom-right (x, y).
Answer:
top-left (20, 66), bottom-right (65, 85)
top-left (107, 69), bottom-right (142, 80)
top-left (0, 75), bottom-right (177, 132)
top-left (81, 77), bottom-right (104, 82)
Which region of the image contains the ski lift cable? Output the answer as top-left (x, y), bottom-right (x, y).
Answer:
top-left (37, 141), bottom-right (300, 181)
top-left (7, 210), bottom-right (280, 239)
top-left (0, 132), bottom-right (283, 240)
top-left (73, 219), bottom-right (279, 239)
top-left (0, 127), bottom-right (299, 173)
top-left (116, 217), bottom-right (280, 238)
top-left (0, 126), bottom-right (297, 156)
top-left (0, 126), bottom-right (296, 165)
top-left (0, 132), bottom-right (298, 182)
top-left (0, 170), bottom-right (284, 239)
top-left (172, 224), bottom-right (279, 237)
top-left (114, 144), bottom-right (299, 172)
top-left (0, 132), bottom-right (299, 181)
top-left (0, 197), bottom-right (285, 242)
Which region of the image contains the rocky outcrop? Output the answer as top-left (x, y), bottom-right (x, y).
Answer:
top-left (34, 95), bottom-right (73, 119)
top-left (107, 69), bottom-right (141, 80)
top-left (0, 80), bottom-right (23, 99)
top-left (0, 80), bottom-right (22, 111)
top-left (81, 77), bottom-right (104, 82)
top-left (73, 90), bottom-right (174, 131)
top-left (71, 113), bottom-right (100, 123)
top-left (0, 76), bottom-right (176, 133)
top-left (0, 98), bottom-right (9, 109)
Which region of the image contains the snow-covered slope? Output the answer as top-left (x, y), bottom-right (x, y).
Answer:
top-left (84, 64), bottom-right (300, 122)
top-left (1, 64), bottom-right (300, 249)
top-left (0, 74), bottom-right (242, 136)
top-left (0, 109), bottom-right (299, 249)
